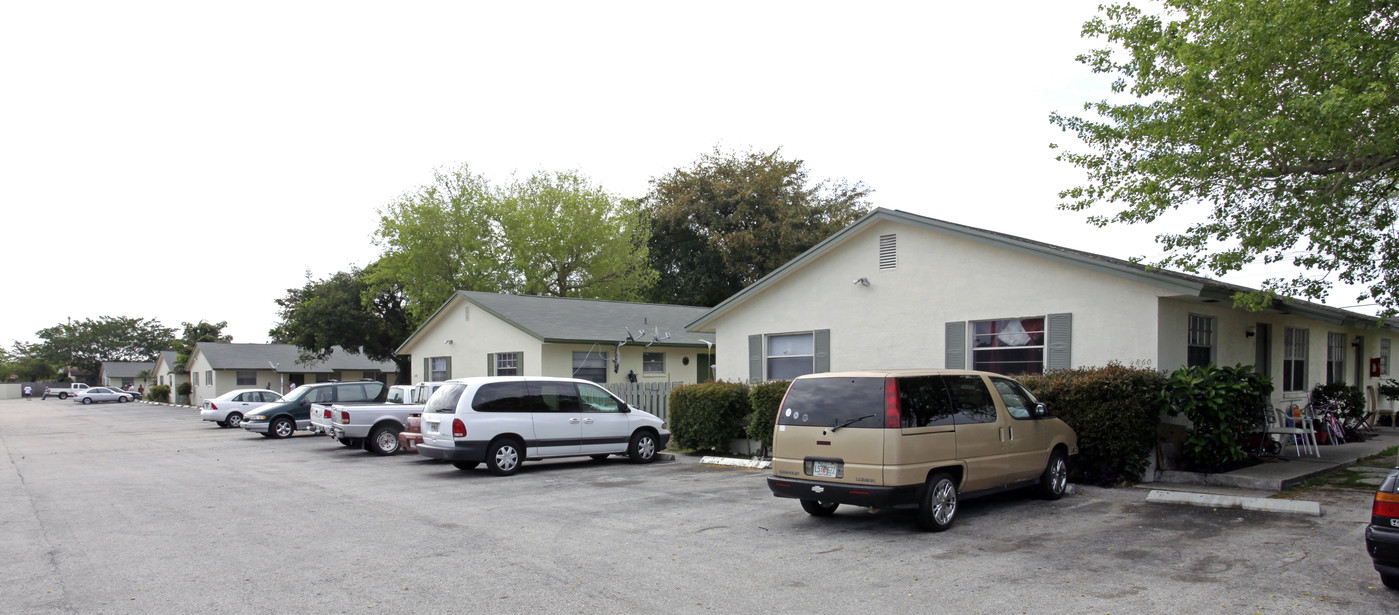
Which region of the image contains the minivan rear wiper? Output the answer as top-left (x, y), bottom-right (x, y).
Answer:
top-left (831, 414), bottom-right (876, 431)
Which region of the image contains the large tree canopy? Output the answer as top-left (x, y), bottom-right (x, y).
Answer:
top-left (270, 263), bottom-right (413, 382)
top-left (374, 164), bottom-right (655, 320)
top-left (1051, 0), bottom-right (1399, 314)
top-left (173, 320), bottom-right (232, 370)
top-left (17, 316), bottom-right (175, 378)
top-left (643, 147), bottom-right (873, 307)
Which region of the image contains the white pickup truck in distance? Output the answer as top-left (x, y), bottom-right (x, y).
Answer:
top-left (328, 403), bottom-right (424, 455)
top-left (43, 383), bottom-right (90, 400)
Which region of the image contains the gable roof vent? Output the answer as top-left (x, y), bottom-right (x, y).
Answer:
top-left (878, 233), bottom-right (897, 269)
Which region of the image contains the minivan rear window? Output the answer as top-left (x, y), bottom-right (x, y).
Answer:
top-left (777, 377), bottom-right (885, 429)
top-left (426, 384), bottom-right (467, 414)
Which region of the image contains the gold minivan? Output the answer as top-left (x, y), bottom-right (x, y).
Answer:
top-left (766, 369), bottom-right (1078, 531)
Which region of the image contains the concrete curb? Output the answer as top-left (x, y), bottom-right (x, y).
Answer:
top-left (700, 456), bottom-right (771, 470)
top-left (1145, 489), bottom-right (1323, 516)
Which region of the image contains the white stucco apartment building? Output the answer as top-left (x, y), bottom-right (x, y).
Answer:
top-left (686, 208), bottom-right (1399, 414)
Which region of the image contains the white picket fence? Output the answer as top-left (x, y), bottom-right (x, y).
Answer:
top-left (603, 381), bottom-right (679, 422)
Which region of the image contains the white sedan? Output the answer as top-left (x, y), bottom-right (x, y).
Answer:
top-left (74, 387), bottom-right (134, 405)
top-left (201, 389), bottom-right (284, 428)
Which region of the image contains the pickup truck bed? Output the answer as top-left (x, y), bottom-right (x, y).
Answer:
top-left (328, 403), bottom-right (425, 455)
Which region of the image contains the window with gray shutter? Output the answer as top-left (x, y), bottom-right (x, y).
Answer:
top-left (1046, 313), bottom-right (1072, 371)
top-left (749, 335), bottom-right (762, 383)
top-left (945, 322), bottom-right (966, 369)
top-left (814, 329), bottom-right (831, 373)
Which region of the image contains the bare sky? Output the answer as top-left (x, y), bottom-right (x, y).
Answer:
top-left (0, 1), bottom-right (1362, 350)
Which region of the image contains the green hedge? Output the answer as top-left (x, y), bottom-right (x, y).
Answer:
top-left (1019, 362), bottom-right (1166, 485)
top-left (669, 381), bottom-right (752, 452)
top-left (148, 384), bottom-right (171, 403)
top-left (745, 380), bottom-right (791, 454)
top-left (1158, 363), bottom-right (1272, 472)
top-left (1310, 382), bottom-right (1365, 423)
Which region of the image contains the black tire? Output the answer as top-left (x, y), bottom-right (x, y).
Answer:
top-left (589, 454), bottom-right (610, 462)
top-left (268, 417), bottom-right (294, 439)
top-left (338, 437), bottom-right (358, 447)
top-left (58, 393), bottom-right (68, 400)
top-left (1038, 450), bottom-right (1069, 500)
top-left (484, 438), bottom-right (524, 476)
top-left (916, 473), bottom-right (958, 532)
top-left (452, 461), bottom-right (480, 471)
top-left (627, 430), bottom-right (658, 464)
top-left (800, 499), bottom-right (839, 517)
top-left (367, 424), bottom-right (403, 456)
top-left (260, 432), bottom-right (275, 438)
top-left (81, 397), bottom-right (92, 405)
top-left (215, 420), bottom-right (229, 428)
top-left (227, 413), bottom-right (243, 429)
top-left (1383, 573), bottom-right (1399, 590)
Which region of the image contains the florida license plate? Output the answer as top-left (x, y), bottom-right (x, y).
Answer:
top-left (812, 460), bottom-right (840, 478)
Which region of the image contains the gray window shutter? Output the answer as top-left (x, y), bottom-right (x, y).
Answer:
top-left (1046, 313), bottom-right (1072, 371)
top-left (444, 356), bottom-right (452, 380)
top-left (945, 322), bottom-right (966, 369)
top-left (486, 353), bottom-right (495, 377)
top-left (422, 358), bottom-right (428, 381)
top-left (749, 334), bottom-right (763, 383)
top-left (814, 329), bottom-right (831, 373)
top-left (516, 351), bottom-right (524, 376)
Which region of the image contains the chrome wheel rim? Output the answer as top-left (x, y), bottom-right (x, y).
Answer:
top-left (932, 480), bottom-right (957, 525)
top-left (1050, 457), bottom-right (1068, 494)
top-left (228, 414), bottom-right (242, 428)
top-left (376, 430), bottom-right (398, 453)
top-left (494, 444), bottom-right (519, 471)
top-left (275, 420), bottom-right (293, 437)
top-left (638, 436), bottom-right (655, 459)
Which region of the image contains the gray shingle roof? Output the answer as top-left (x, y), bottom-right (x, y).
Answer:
top-left (157, 351), bottom-right (178, 370)
top-left (100, 361), bottom-right (154, 378)
top-left (195, 342), bottom-right (398, 373)
top-left (458, 291), bottom-right (715, 346)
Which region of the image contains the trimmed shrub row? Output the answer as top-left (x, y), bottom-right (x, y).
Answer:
top-left (668, 380), bottom-right (792, 454)
top-left (1019, 363), bottom-right (1166, 485)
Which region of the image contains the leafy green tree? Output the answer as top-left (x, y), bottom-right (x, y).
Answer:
top-left (0, 347), bottom-right (59, 382)
top-left (19, 316), bottom-right (175, 379)
top-left (642, 147), bottom-right (873, 306)
top-left (1051, 0), bottom-right (1399, 314)
top-left (270, 263), bottom-right (413, 382)
top-left (173, 321), bottom-right (232, 370)
top-left (373, 164), bottom-right (507, 322)
top-left (374, 164), bottom-right (657, 318)
top-left (497, 170), bottom-right (655, 299)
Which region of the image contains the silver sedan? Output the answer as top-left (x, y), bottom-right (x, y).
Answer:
top-left (73, 387), bottom-right (134, 405)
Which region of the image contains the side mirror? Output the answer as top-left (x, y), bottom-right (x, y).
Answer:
top-left (1033, 403), bottom-right (1048, 418)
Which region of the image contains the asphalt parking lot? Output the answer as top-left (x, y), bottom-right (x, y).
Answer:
top-left (2, 398), bottom-right (1397, 614)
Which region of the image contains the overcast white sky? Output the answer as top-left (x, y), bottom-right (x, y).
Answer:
top-left (0, 1), bottom-right (1362, 351)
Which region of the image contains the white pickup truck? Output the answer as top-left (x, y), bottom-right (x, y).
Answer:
top-left (43, 383), bottom-right (90, 400)
top-left (324, 381), bottom-right (446, 455)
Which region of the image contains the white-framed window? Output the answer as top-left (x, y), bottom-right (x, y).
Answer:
top-left (767, 333), bottom-right (815, 380)
top-left (971, 317), bottom-right (1046, 375)
top-left (1383, 339), bottom-right (1391, 376)
top-left (572, 351), bottom-right (607, 384)
top-left (237, 370), bottom-right (256, 386)
top-left (1326, 332), bottom-right (1346, 384)
top-left (159, 375), bottom-right (164, 385)
top-left (429, 357), bottom-right (450, 381)
top-left (496, 352), bottom-right (519, 377)
top-left (1187, 314), bottom-right (1215, 367)
top-left (1283, 327), bottom-right (1308, 392)
top-left (205, 370), bottom-right (212, 385)
top-left (642, 352), bottom-right (666, 374)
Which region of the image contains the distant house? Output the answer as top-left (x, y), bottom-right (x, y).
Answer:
top-left (686, 207), bottom-right (1399, 414)
top-left (395, 291), bottom-right (716, 385)
top-left (150, 352), bottom-right (189, 395)
top-left (184, 343), bottom-right (398, 408)
top-left (98, 361), bottom-right (154, 390)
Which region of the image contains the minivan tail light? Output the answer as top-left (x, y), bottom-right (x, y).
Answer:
top-left (452, 418), bottom-right (466, 438)
top-left (1374, 492), bottom-right (1399, 518)
top-left (884, 378), bottom-right (901, 428)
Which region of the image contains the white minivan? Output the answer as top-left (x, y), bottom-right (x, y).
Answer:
top-left (416, 376), bottom-right (670, 475)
